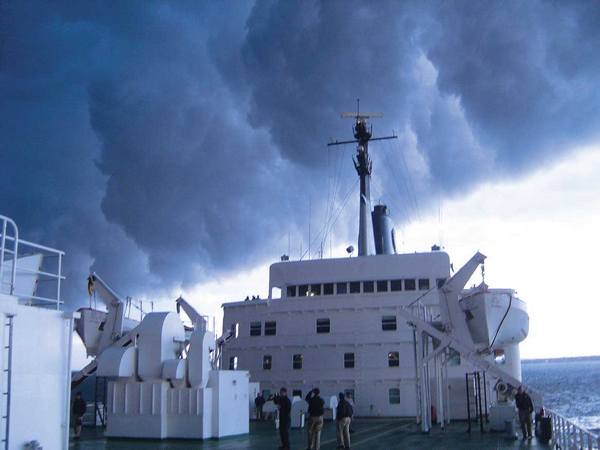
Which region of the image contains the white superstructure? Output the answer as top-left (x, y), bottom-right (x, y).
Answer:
top-left (0, 215), bottom-right (74, 450)
top-left (222, 251), bottom-right (528, 419)
top-left (221, 110), bottom-right (532, 429)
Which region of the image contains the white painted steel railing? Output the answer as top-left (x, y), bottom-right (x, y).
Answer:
top-left (0, 214), bottom-right (65, 310)
top-left (547, 409), bottom-right (600, 449)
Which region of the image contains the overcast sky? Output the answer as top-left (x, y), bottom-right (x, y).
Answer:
top-left (1, 2), bottom-right (599, 361)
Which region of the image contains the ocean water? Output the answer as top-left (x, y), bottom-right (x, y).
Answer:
top-left (522, 356), bottom-right (600, 434)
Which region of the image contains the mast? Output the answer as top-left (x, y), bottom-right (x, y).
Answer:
top-left (328, 100), bottom-right (397, 256)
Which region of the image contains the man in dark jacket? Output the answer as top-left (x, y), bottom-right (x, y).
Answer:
top-left (515, 386), bottom-right (534, 440)
top-left (274, 387), bottom-right (292, 450)
top-left (254, 392), bottom-right (265, 420)
top-left (305, 388), bottom-right (325, 450)
top-left (71, 392), bottom-right (87, 439)
top-left (336, 393), bottom-right (354, 450)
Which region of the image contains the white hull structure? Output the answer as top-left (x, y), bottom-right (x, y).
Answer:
top-left (0, 215), bottom-right (74, 450)
top-left (222, 252), bottom-right (528, 419)
top-left (221, 110), bottom-right (533, 428)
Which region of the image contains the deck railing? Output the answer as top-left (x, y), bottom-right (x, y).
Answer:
top-left (0, 214), bottom-right (65, 310)
top-left (547, 408), bottom-right (600, 449)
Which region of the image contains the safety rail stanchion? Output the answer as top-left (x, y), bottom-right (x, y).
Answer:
top-left (0, 219), bottom-right (6, 286)
top-left (56, 253), bottom-right (62, 310)
top-left (0, 216), bottom-right (19, 296)
top-left (547, 408), bottom-right (599, 450)
top-left (0, 214), bottom-right (64, 309)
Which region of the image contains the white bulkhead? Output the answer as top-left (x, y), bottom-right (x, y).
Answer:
top-left (222, 250), bottom-right (529, 419)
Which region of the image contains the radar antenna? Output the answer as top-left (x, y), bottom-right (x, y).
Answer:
top-left (328, 99), bottom-right (397, 256)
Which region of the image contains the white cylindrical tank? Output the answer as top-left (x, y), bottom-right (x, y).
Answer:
top-left (138, 312), bottom-right (185, 380)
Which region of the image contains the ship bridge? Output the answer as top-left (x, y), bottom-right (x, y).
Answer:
top-left (268, 251), bottom-right (451, 300)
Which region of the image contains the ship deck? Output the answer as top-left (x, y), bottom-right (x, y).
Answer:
top-left (70, 419), bottom-right (552, 449)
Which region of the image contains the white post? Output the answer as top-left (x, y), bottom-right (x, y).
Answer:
top-left (444, 354), bottom-right (450, 424)
top-left (436, 353), bottom-right (444, 428)
top-left (63, 314), bottom-right (75, 449)
top-left (413, 329), bottom-right (421, 425)
top-left (57, 253), bottom-right (63, 310)
top-left (0, 219), bottom-right (6, 286)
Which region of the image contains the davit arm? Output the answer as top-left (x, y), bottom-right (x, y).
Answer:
top-left (87, 272), bottom-right (127, 353)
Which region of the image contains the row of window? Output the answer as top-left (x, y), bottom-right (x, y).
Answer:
top-left (243, 315), bottom-right (399, 337)
top-left (263, 388), bottom-right (358, 402)
top-left (260, 388), bottom-right (400, 405)
top-left (229, 351), bottom-right (401, 371)
top-left (243, 316), bottom-right (400, 337)
top-left (287, 278), bottom-right (446, 298)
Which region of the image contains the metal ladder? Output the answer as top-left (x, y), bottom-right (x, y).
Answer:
top-left (1, 316), bottom-right (14, 450)
top-left (94, 376), bottom-right (107, 427)
top-left (465, 371), bottom-right (489, 433)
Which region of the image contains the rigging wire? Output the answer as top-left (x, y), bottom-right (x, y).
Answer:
top-left (300, 178), bottom-right (359, 261)
top-left (399, 142), bottom-right (422, 222)
top-left (489, 293), bottom-right (513, 351)
top-left (320, 144), bottom-right (350, 255)
top-left (382, 140), bottom-right (418, 224)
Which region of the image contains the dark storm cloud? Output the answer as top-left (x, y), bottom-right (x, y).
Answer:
top-left (1, 1), bottom-right (599, 306)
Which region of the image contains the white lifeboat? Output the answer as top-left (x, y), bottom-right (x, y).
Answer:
top-left (460, 284), bottom-right (529, 349)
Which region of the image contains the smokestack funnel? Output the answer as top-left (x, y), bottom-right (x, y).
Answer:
top-left (372, 204), bottom-right (396, 255)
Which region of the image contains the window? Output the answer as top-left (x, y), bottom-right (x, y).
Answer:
top-left (292, 389), bottom-right (302, 397)
top-left (310, 284), bottom-right (321, 296)
top-left (377, 280), bottom-right (388, 292)
top-left (293, 354), bottom-right (303, 370)
top-left (265, 321), bottom-right (276, 336)
top-left (494, 349), bottom-right (506, 364)
top-left (388, 351), bottom-right (399, 367)
top-left (389, 388), bottom-right (400, 404)
top-left (230, 323), bottom-right (239, 338)
top-left (344, 389), bottom-right (355, 401)
top-left (418, 278), bottom-right (430, 290)
top-left (436, 278), bottom-right (447, 288)
top-left (382, 315), bottom-right (397, 331)
top-left (336, 282), bottom-right (347, 294)
top-left (287, 285), bottom-right (296, 297)
top-left (316, 318), bottom-right (330, 334)
top-left (250, 322), bottom-right (262, 336)
top-left (404, 279), bottom-right (416, 291)
top-left (344, 352), bottom-right (355, 368)
top-left (299, 285), bottom-right (309, 296)
top-left (323, 283), bottom-right (334, 295)
top-left (263, 355), bottom-right (272, 370)
top-left (448, 349), bottom-right (461, 366)
top-left (229, 356), bottom-right (238, 370)
top-left (363, 281), bottom-right (374, 293)
top-left (349, 281), bottom-right (361, 293)
top-left (390, 279), bottom-right (402, 291)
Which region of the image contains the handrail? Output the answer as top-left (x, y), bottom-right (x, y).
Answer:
top-left (0, 233), bottom-right (64, 256)
top-left (546, 408), bottom-right (599, 449)
top-left (0, 214), bottom-right (64, 310)
top-left (0, 215), bottom-right (19, 295)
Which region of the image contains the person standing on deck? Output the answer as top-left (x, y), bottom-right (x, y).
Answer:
top-left (71, 392), bottom-right (87, 439)
top-left (336, 392), bottom-right (353, 450)
top-left (515, 386), bottom-right (534, 440)
top-left (305, 388), bottom-right (325, 450)
top-left (274, 387), bottom-right (292, 450)
top-left (255, 392), bottom-right (265, 420)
